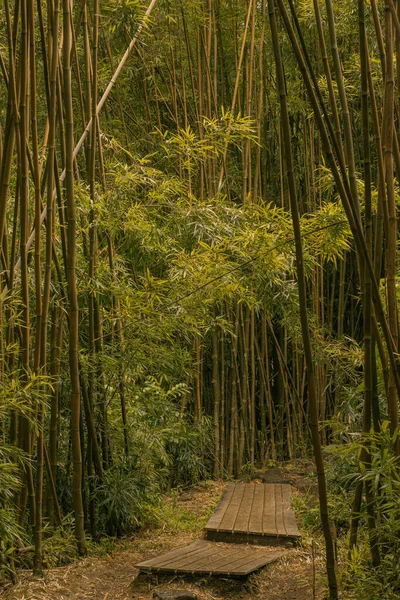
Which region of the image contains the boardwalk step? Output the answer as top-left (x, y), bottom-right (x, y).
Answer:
top-left (204, 482), bottom-right (300, 545)
top-left (136, 540), bottom-right (285, 578)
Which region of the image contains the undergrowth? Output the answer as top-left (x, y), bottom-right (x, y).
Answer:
top-left (292, 429), bottom-right (400, 600)
top-left (150, 481), bottom-right (220, 534)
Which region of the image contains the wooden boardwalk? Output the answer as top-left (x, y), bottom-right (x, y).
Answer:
top-left (135, 540), bottom-right (285, 578)
top-left (204, 482), bottom-right (300, 545)
top-left (135, 482), bottom-right (300, 579)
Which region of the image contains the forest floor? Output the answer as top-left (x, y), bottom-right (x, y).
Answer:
top-left (0, 464), bottom-right (326, 600)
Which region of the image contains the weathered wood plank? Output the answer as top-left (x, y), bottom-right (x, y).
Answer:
top-left (135, 541), bottom-right (285, 578)
top-left (262, 483), bottom-right (277, 536)
top-left (233, 483), bottom-right (255, 533)
top-left (158, 545), bottom-right (220, 571)
top-left (223, 551), bottom-right (284, 575)
top-left (205, 482), bottom-right (300, 543)
top-left (218, 483), bottom-right (245, 531)
top-left (274, 484), bottom-right (286, 536)
top-left (247, 483), bottom-right (265, 534)
top-left (190, 546), bottom-right (245, 571)
top-left (217, 551), bottom-right (273, 573)
top-left (204, 483), bottom-right (234, 530)
top-left (136, 541), bottom-right (206, 568)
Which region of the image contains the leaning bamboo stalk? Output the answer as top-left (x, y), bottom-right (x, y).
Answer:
top-left (302, 0), bottom-right (343, 159)
top-left (366, 37), bottom-right (385, 432)
top-left (267, 1), bottom-right (338, 596)
top-left (324, 0), bottom-right (361, 222)
top-left (0, 0), bottom-right (19, 271)
top-left (370, 0), bottom-right (386, 76)
top-left (382, 0), bottom-right (400, 455)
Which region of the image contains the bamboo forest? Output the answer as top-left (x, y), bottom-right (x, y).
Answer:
top-left (1, 0), bottom-right (400, 598)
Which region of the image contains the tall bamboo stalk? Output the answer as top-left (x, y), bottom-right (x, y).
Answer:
top-left (63, 0), bottom-right (86, 555)
top-left (268, 1), bottom-right (338, 595)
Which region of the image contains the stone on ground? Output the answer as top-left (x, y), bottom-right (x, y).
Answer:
top-left (152, 591), bottom-right (198, 600)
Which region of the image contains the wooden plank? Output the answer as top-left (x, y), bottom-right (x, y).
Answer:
top-left (149, 546), bottom-right (208, 570)
top-left (233, 483), bottom-right (255, 533)
top-left (159, 544), bottom-right (223, 571)
top-left (136, 541), bottom-right (206, 568)
top-left (218, 483), bottom-right (245, 531)
top-left (274, 484), bottom-right (286, 536)
top-left (247, 483), bottom-right (265, 534)
top-left (189, 546), bottom-right (246, 572)
top-left (224, 551), bottom-right (285, 575)
top-left (262, 483), bottom-right (277, 535)
top-left (217, 549), bottom-right (263, 570)
top-left (204, 483), bottom-right (234, 530)
top-left (211, 547), bottom-right (282, 574)
top-left (219, 551), bottom-right (275, 574)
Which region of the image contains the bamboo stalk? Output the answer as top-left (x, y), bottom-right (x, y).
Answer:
top-left (267, 1), bottom-right (338, 595)
top-left (63, 0), bottom-right (86, 555)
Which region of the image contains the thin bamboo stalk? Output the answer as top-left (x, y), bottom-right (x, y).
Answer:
top-left (268, 1), bottom-right (338, 595)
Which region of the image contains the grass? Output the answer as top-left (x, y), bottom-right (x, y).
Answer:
top-left (150, 480), bottom-right (222, 534)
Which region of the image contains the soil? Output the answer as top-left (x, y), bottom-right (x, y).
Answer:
top-left (0, 468), bottom-right (326, 600)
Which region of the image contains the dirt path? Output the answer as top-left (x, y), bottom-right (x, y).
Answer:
top-left (1, 476), bottom-right (325, 600)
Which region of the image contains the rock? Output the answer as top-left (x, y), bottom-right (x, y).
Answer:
top-left (152, 590), bottom-right (198, 600)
